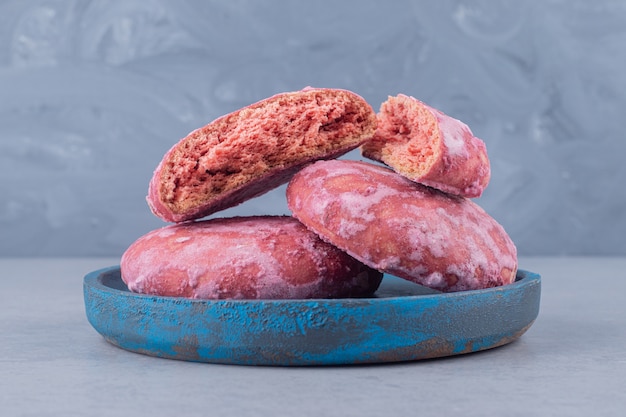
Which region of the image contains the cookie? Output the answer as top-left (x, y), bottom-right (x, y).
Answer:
top-left (361, 94), bottom-right (490, 198)
top-left (121, 216), bottom-right (383, 299)
top-left (286, 160), bottom-right (516, 292)
top-left (148, 88), bottom-right (377, 222)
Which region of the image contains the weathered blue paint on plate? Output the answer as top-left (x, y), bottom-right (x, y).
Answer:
top-left (84, 267), bottom-right (540, 366)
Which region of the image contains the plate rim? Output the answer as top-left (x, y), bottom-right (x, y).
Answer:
top-left (84, 265), bottom-right (541, 305)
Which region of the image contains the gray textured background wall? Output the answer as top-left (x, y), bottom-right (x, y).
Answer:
top-left (1, 0), bottom-right (625, 257)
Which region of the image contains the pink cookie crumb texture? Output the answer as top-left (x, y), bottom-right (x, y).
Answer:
top-left (286, 159), bottom-right (517, 292)
top-left (361, 94), bottom-right (490, 198)
top-left (120, 216), bottom-right (383, 300)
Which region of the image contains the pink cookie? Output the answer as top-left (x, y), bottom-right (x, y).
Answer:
top-left (361, 94), bottom-right (490, 198)
top-left (121, 216), bottom-right (383, 299)
top-left (148, 88), bottom-right (377, 222)
top-left (286, 160), bottom-right (517, 292)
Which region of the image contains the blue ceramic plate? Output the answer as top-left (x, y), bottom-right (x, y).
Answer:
top-left (84, 267), bottom-right (540, 366)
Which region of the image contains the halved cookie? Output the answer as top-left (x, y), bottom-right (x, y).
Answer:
top-left (148, 88), bottom-right (377, 222)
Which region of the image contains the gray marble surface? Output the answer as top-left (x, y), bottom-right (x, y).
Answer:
top-left (1, 257), bottom-right (625, 416)
top-left (1, 1), bottom-right (625, 257)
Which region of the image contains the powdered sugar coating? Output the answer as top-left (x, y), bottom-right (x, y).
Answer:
top-left (287, 160), bottom-right (517, 292)
top-left (120, 216), bottom-right (382, 299)
top-left (428, 105), bottom-right (470, 158)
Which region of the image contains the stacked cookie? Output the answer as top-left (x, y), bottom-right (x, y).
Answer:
top-left (121, 88), bottom-right (517, 299)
